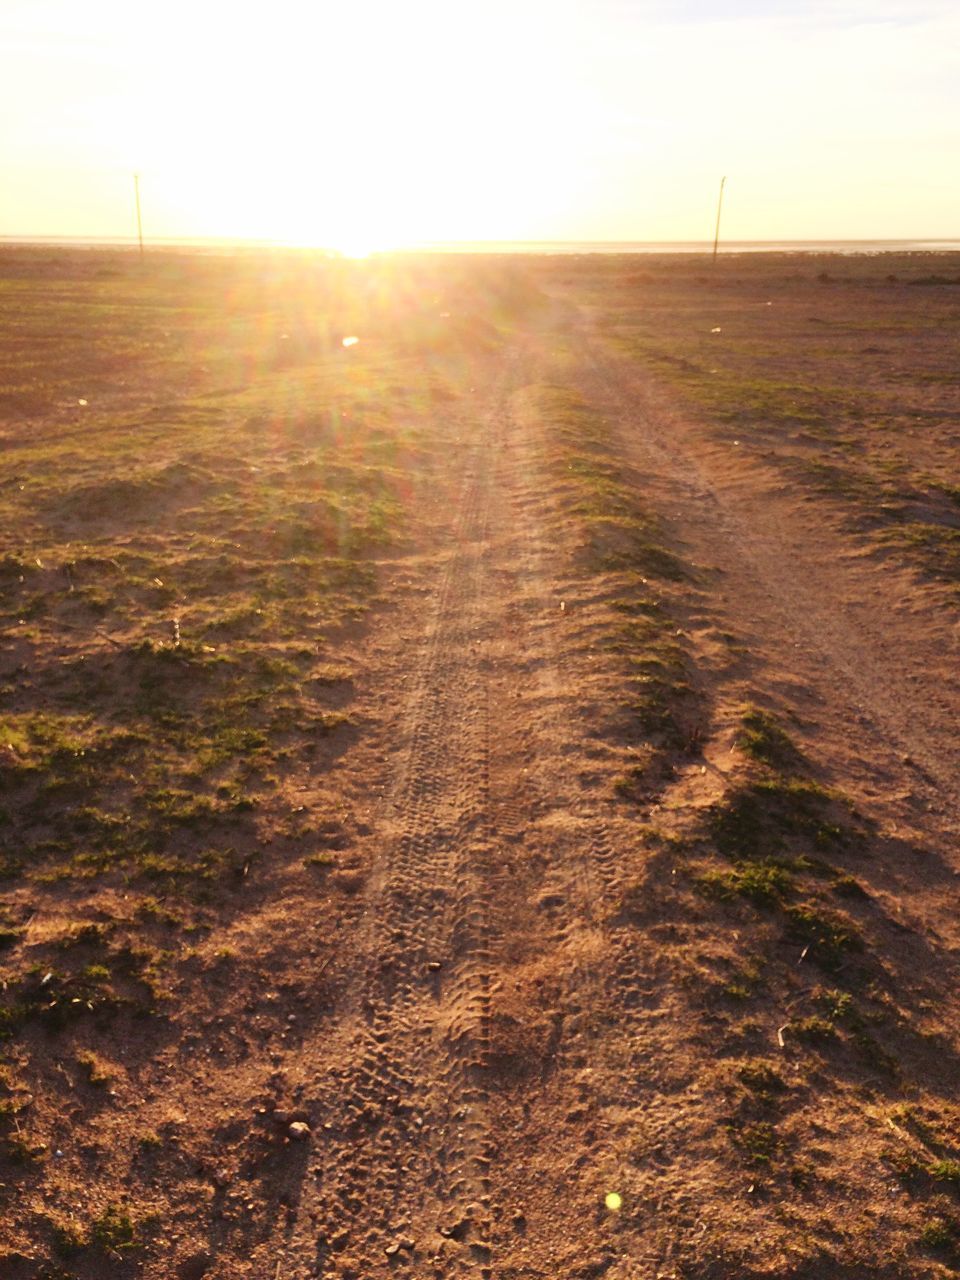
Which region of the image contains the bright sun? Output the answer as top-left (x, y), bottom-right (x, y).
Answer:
top-left (106, 1), bottom-right (581, 251)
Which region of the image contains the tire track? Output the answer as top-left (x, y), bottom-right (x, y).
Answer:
top-left (568, 311), bottom-right (960, 835)
top-left (287, 370), bottom-right (516, 1280)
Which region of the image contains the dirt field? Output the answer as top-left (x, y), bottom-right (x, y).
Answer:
top-left (1, 247), bottom-right (959, 1279)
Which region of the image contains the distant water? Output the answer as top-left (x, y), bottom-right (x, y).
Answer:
top-left (424, 239), bottom-right (960, 255)
top-left (2, 235), bottom-right (959, 256)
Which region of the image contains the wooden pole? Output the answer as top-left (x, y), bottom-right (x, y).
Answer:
top-left (134, 173), bottom-right (144, 259)
top-left (712, 175), bottom-right (726, 262)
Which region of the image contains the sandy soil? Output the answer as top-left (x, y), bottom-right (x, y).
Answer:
top-left (2, 250), bottom-right (960, 1279)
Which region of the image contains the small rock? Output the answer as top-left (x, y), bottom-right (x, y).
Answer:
top-left (288, 1121), bottom-right (311, 1141)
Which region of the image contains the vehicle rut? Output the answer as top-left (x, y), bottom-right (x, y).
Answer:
top-left (287, 377), bottom-right (519, 1280)
top-left (571, 314), bottom-right (960, 840)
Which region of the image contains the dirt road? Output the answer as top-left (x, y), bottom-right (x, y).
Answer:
top-left (270, 301), bottom-right (960, 1278)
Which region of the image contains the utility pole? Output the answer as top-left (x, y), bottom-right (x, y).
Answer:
top-left (712, 175), bottom-right (726, 262)
top-left (134, 173), bottom-right (144, 260)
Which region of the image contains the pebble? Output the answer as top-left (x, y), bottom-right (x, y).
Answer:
top-left (288, 1121), bottom-right (311, 1141)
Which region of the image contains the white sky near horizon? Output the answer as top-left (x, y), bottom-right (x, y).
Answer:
top-left (1, 0), bottom-right (958, 248)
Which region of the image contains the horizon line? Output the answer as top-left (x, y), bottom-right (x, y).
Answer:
top-left (1, 234), bottom-right (959, 254)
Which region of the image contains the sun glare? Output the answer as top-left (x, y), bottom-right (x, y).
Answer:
top-left (336, 241), bottom-right (378, 260)
top-left (4, 0), bottom-right (958, 243)
top-left (64, 1), bottom-right (580, 248)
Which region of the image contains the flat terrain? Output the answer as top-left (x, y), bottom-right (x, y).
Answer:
top-left (1, 247), bottom-right (959, 1279)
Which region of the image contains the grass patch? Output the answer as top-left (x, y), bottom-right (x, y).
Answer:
top-left (696, 859), bottom-right (795, 905)
top-left (709, 776), bottom-right (848, 863)
top-left (0, 260), bottom-right (453, 899)
top-left (929, 1159), bottom-right (960, 1186)
top-left (305, 851), bottom-right (337, 868)
top-left (697, 717), bottom-right (865, 968)
top-left (919, 1216), bottom-right (956, 1251)
top-left (728, 1119), bottom-right (781, 1165)
top-left (880, 522), bottom-right (960, 582)
top-left (738, 1060), bottom-right (787, 1096)
top-left (76, 1050), bottom-right (113, 1087)
top-left (784, 902), bottom-right (862, 967)
top-left (788, 1015), bottom-right (838, 1045)
top-left (543, 385), bottom-right (687, 583)
top-left (538, 379), bottom-right (698, 788)
top-left (737, 706), bottom-right (804, 771)
top-left (53, 1202), bottom-right (145, 1257)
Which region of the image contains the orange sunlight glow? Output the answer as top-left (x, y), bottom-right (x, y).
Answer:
top-left (2, 1), bottom-right (584, 250)
top-left (3, 0), bottom-right (959, 244)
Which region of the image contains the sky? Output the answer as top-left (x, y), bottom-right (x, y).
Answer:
top-left (1, 0), bottom-right (958, 248)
